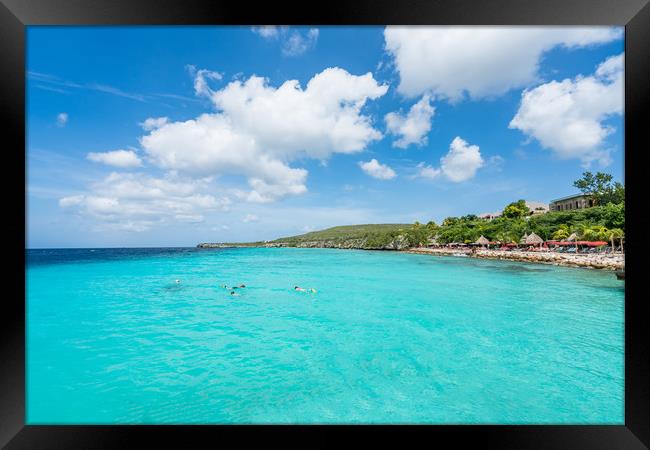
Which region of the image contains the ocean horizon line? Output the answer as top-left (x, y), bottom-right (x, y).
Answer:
top-left (26, 246), bottom-right (199, 250)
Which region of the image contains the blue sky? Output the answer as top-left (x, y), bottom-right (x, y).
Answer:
top-left (27, 26), bottom-right (624, 248)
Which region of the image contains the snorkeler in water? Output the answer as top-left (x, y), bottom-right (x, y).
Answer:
top-left (221, 283), bottom-right (246, 289)
top-left (294, 286), bottom-right (317, 293)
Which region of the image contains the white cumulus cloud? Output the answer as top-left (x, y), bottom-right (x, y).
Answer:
top-left (414, 162), bottom-right (441, 179)
top-left (414, 136), bottom-right (484, 182)
top-left (140, 117), bottom-right (169, 131)
top-left (186, 65), bottom-right (223, 97)
top-left (252, 26), bottom-right (319, 57)
top-left (440, 137), bottom-right (484, 182)
top-left (359, 158), bottom-right (396, 180)
top-left (252, 26), bottom-right (284, 39)
top-left (140, 67), bottom-right (388, 202)
top-left (59, 172), bottom-right (231, 231)
top-left (383, 26), bottom-right (622, 101)
top-left (56, 112), bottom-right (68, 127)
top-left (87, 149), bottom-right (142, 169)
top-left (385, 95), bottom-right (435, 148)
top-left (509, 53), bottom-right (623, 167)
top-left (283, 28), bottom-right (319, 56)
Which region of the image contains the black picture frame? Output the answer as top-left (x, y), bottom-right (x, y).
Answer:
top-left (3, 0), bottom-right (648, 447)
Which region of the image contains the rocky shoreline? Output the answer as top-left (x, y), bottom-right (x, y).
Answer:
top-left (197, 242), bottom-right (261, 248)
top-left (198, 242), bottom-right (624, 271)
top-left (404, 247), bottom-right (624, 271)
top-left (198, 236), bottom-right (411, 250)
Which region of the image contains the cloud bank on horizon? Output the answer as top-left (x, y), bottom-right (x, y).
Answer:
top-left (28, 26), bottom-right (624, 244)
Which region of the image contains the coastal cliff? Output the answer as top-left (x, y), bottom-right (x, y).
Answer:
top-left (198, 235), bottom-right (411, 251)
top-left (197, 224), bottom-right (413, 251)
top-left (267, 234), bottom-right (410, 250)
top-left (197, 242), bottom-right (261, 248)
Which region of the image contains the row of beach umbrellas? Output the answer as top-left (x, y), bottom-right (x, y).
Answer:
top-left (469, 233), bottom-right (544, 246)
top-left (471, 232), bottom-right (607, 247)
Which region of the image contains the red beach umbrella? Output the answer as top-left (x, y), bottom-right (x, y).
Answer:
top-left (574, 241), bottom-right (608, 247)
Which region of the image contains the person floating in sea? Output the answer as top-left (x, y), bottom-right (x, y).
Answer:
top-left (230, 290), bottom-right (239, 297)
top-left (221, 283), bottom-right (246, 290)
top-left (294, 285), bottom-right (317, 294)
top-left (175, 279), bottom-right (181, 284)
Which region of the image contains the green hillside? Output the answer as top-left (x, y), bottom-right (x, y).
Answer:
top-left (273, 224), bottom-right (411, 244)
top-left (199, 203), bottom-right (624, 250)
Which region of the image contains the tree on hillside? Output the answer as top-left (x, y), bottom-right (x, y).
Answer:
top-left (406, 223), bottom-right (430, 247)
top-left (552, 224), bottom-right (572, 240)
top-left (579, 225), bottom-right (611, 242)
top-left (573, 171), bottom-right (625, 205)
top-left (502, 200), bottom-right (531, 219)
top-left (442, 217), bottom-right (460, 227)
top-left (601, 202), bottom-right (625, 229)
top-left (425, 221), bottom-right (438, 236)
top-left (495, 231), bottom-right (518, 244)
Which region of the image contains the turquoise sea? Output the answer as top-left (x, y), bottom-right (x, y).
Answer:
top-left (26, 247), bottom-right (624, 424)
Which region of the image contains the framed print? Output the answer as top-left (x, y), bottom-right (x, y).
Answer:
top-left (2, 0), bottom-right (649, 447)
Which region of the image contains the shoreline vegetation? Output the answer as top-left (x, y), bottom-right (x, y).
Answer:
top-left (197, 240), bottom-right (624, 271)
top-left (198, 172), bottom-right (624, 272)
top-left (196, 215), bottom-right (625, 271)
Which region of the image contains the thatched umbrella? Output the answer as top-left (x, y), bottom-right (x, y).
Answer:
top-left (519, 233), bottom-right (529, 244)
top-left (475, 235), bottom-right (489, 247)
top-left (525, 232), bottom-right (544, 247)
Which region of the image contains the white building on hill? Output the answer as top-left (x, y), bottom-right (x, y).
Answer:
top-left (479, 200), bottom-right (549, 220)
top-left (526, 201), bottom-right (549, 215)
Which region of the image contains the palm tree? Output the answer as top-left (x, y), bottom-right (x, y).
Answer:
top-left (580, 226), bottom-right (599, 241)
top-left (593, 225), bottom-right (611, 242)
top-left (552, 226), bottom-right (570, 241)
top-left (609, 228), bottom-right (624, 252)
top-left (551, 223), bottom-right (573, 241)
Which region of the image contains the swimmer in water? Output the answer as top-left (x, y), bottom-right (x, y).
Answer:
top-left (221, 283), bottom-right (246, 289)
top-left (175, 279), bottom-right (181, 284)
top-left (230, 290), bottom-right (239, 296)
top-left (294, 286), bottom-right (317, 293)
